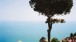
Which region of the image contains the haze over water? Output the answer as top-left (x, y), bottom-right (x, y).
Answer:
top-left (0, 21), bottom-right (76, 42)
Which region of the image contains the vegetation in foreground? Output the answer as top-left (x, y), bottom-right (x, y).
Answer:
top-left (39, 32), bottom-right (76, 42)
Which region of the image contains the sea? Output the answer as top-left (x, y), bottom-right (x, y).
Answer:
top-left (0, 21), bottom-right (76, 42)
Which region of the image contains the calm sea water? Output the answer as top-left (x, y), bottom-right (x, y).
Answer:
top-left (0, 21), bottom-right (76, 42)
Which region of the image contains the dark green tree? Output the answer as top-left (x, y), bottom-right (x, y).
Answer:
top-left (70, 33), bottom-right (74, 37)
top-left (39, 37), bottom-right (46, 42)
top-left (51, 37), bottom-right (60, 42)
top-left (74, 32), bottom-right (76, 36)
top-left (29, 0), bottom-right (73, 42)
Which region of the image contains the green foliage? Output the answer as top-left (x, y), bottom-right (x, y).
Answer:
top-left (46, 18), bottom-right (65, 23)
top-left (51, 37), bottom-right (60, 42)
top-left (29, 0), bottom-right (73, 17)
top-left (69, 32), bottom-right (76, 37)
top-left (74, 32), bottom-right (76, 36)
top-left (39, 37), bottom-right (46, 42)
top-left (70, 33), bottom-right (74, 37)
top-left (65, 40), bottom-right (68, 42)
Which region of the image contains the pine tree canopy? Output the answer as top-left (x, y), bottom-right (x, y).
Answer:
top-left (29, 0), bottom-right (73, 17)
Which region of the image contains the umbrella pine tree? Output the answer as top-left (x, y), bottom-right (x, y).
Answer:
top-left (29, 0), bottom-right (73, 42)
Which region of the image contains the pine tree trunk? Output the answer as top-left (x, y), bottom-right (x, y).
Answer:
top-left (47, 29), bottom-right (51, 42)
top-left (47, 17), bottom-right (52, 42)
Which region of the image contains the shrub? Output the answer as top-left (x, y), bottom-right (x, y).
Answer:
top-left (51, 37), bottom-right (60, 42)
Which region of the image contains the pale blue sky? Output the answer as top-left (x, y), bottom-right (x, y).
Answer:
top-left (0, 0), bottom-right (76, 42)
top-left (0, 0), bottom-right (76, 22)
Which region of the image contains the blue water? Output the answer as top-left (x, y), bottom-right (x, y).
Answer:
top-left (0, 21), bottom-right (76, 42)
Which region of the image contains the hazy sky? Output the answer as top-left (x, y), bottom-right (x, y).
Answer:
top-left (0, 0), bottom-right (76, 42)
top-left (0, 0), bottom-right (76, 22)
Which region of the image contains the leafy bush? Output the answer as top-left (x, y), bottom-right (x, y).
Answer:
top-left (51, 37), bottom-right (60, 42)
top-left (74, 32), bottom-right (76, 36)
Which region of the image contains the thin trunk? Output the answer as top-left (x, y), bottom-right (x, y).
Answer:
top-left (47, 17), bottom-right (52, 42)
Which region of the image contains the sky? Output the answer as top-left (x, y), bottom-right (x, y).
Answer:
top-left (0, 0), bottom-right (76, 22)
top-left (0, 0), bottom-right (76, 42)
